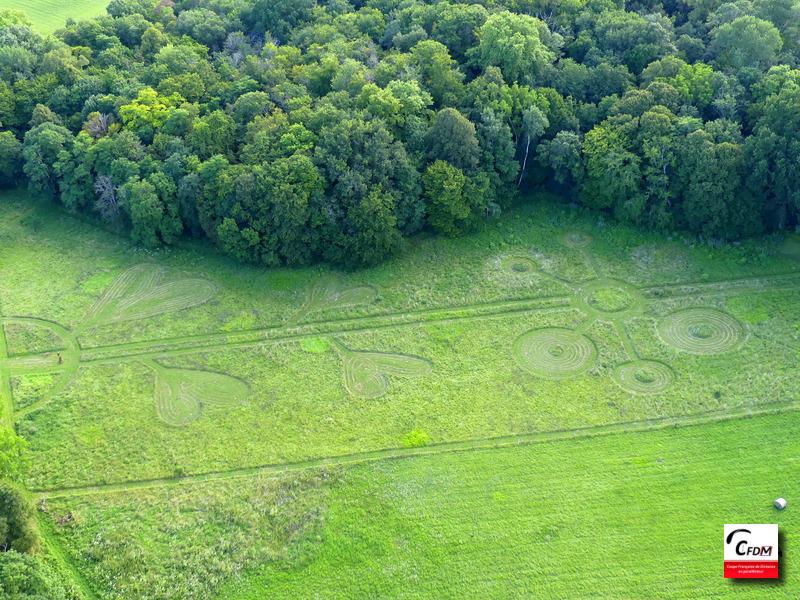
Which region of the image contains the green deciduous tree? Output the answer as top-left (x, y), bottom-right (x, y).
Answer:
top-left (422, 160), bottom-right (489, 236)
top-left (22, 122), bottom-right (74, 200)
top-left (675, 125), bottom-right (753, 237)
top-left (410, 40), bottom-right (465, 107)
top-left (188, 110), bottom-right (235, 160)
top-left (0, 431), bottom-right (28, 483)
top-left (745, 80), bottom-right (800, 229)
top-left (120, 174), bottom-right (182, 247)
top-left (54, 132), bottom-right (95, 212)
top-left (537, 130), bottom-right (584, 197)
top-left (426, 108), bottom-right (480, 172)
top-left (712, 16), bottom-right (782, 74)
top-left (422, 160), bottom-right (469, 236)
top-left (120, 90), bottom-right (182, 132)
top-left (0, 481), bottom-right (38, 554)
top-left (518, 105), bottom-right (549, 188)
top-left (478, 12), bottom-right (556, 86)
top-left (0, 131), bottom-right (22, 187)
top-left (0, 551), bottom-right (69, 599)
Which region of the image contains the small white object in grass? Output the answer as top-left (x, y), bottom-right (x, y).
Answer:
top-left (774, 497), bottom-right (787, 510)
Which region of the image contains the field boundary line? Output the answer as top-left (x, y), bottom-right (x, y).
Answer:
top-left (73, 297), bottom-right (573, 362)
top-left (35, 400), bottom-right (797, 499)
top-left (36, 513), bottom-right (99, 600)
top-left (0, 296), bottom-right (13, 431)
top-left (641, 272), bottom-right (800, 299)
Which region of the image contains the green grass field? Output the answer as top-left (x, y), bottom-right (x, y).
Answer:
top-left (45, 412), bottom-right (799, 599)
top-left (1, 186), bottom-right (799, 597)
top-left (0, 0), bottom-right (108, 34)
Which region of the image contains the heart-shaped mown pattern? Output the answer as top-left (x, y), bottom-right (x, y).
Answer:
top-left (82, 265), bottom-right (217, 327)
top-left (154, 368), bottom-right (250, 426)
top-left (292, 276), bottom-right (377, 323)
top-left (333, 339), bottom-right (433, 398)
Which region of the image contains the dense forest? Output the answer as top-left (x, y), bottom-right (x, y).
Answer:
top-left (0, 0), bottom-right (799, 266)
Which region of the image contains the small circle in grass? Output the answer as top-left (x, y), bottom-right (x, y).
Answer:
top-left (634, 368), bottom-right (657, 384)
top-left (612, 360), bottom-right (674, 395)
top-left (512, 261), bottom-right (531, 273)
top-left (689, 324), bottom-right (714, 339)
top-left (501, 256), bottom-right (537, 274)
top-left (565, 231), bottom-right (592, 248)
top-left (573, 278), bottom-right (645, 320)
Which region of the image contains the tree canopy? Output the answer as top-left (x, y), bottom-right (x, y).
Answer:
top-left (2, 0), bottom-right (800, 267)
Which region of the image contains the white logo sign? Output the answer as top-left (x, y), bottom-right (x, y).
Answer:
top-left (724, 524), bottom-right (778, 578)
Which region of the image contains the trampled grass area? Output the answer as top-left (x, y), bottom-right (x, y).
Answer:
top-left (3, 186), bottom-right (800, 597)
top-left (0, 0), bottom-right (108, 34)
top-left (44, 412), bottom-right (799, 599)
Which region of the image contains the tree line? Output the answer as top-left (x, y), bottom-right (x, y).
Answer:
top-left (1, 0), bottom-right (799, 266)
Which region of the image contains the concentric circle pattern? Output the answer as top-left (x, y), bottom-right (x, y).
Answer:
top-left (612, 360), bottom-right (674, 394)
top-left (501, 256), bottom-right (537, 273)
top-left (565, 232), bottom-right (592, 248)
top-left (656, 308), bottom-right (745, 354)
top-left (573, 278), bottom-right (645, 319)
top-left (513, 328), bottom-right (597, 378)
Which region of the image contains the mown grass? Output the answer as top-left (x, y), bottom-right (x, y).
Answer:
top-left (20, 292), bottom-right (800, 491)
top-left (221, 412), bottom-right (800, 599)
top-left (44, 411), bottom-right (800, 599)
top-left (0, 0), bottom-right (108, 34)
top-left (4, 187), bottom-right (800, 596)
top-left (3, 186), bottom-right (800, 490)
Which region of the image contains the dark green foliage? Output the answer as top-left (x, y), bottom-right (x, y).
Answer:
top-left (426, 108), bottom-right (479, 172)
top-left (0, 551), bottom-right (69, 599)
top-left (0, 131), bottom-right (23, 187)
top-left (0, 482), bottom-right (38, 554)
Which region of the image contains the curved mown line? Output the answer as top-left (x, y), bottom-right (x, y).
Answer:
top-left (656, 308), bottom-right (747, 355)
top-left (513, 327), bottom-right (598, 379)
top-left (612, 360), bottom-right (675, 395)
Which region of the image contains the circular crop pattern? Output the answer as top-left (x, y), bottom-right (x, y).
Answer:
top-left (573, 279), bottom-right (645, 319)
top-left (612, 360), bottom-right (674, 394)
top-left (565, 232), bottom-right (592, 248)
top-left (502, 257), bottom-right (536, 273)
top-left (587, 286), bottom-right (632, 313)
top-left (656, 308), bottom-right (745, 354)
top-left (513, 328), bottom-right (597, 379)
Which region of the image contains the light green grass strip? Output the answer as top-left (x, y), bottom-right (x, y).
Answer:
top-left (0, 298), bottom-right (13, 431)
top-left (35, 399), bottom-right (797, 499)
top-left (0, 0), bottom-right (109, 34)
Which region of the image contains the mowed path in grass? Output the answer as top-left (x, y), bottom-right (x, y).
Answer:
top-left (223, 411), bottom-right (798, 599)
top-left (0, 0), bottom-right (108, 33)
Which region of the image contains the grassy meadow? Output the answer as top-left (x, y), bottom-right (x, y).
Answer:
top-left (44, 411), bottom-right (799, 599)
top-left (2, 186), bottom-right (800, 597)
top-left (0, 0), bottom-right (108, 33)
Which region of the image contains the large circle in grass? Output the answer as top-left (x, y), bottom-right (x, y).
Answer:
top-left (587, 286), bottom-right (632, 313)
top-left (513, 328), bottom-right (597, 379)
top-left (574, 279), bottom-right (644, 319)
top-left (656, 308), bottom-right (745, 354)
top-left (612, 360), bottom-right (674, 394)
